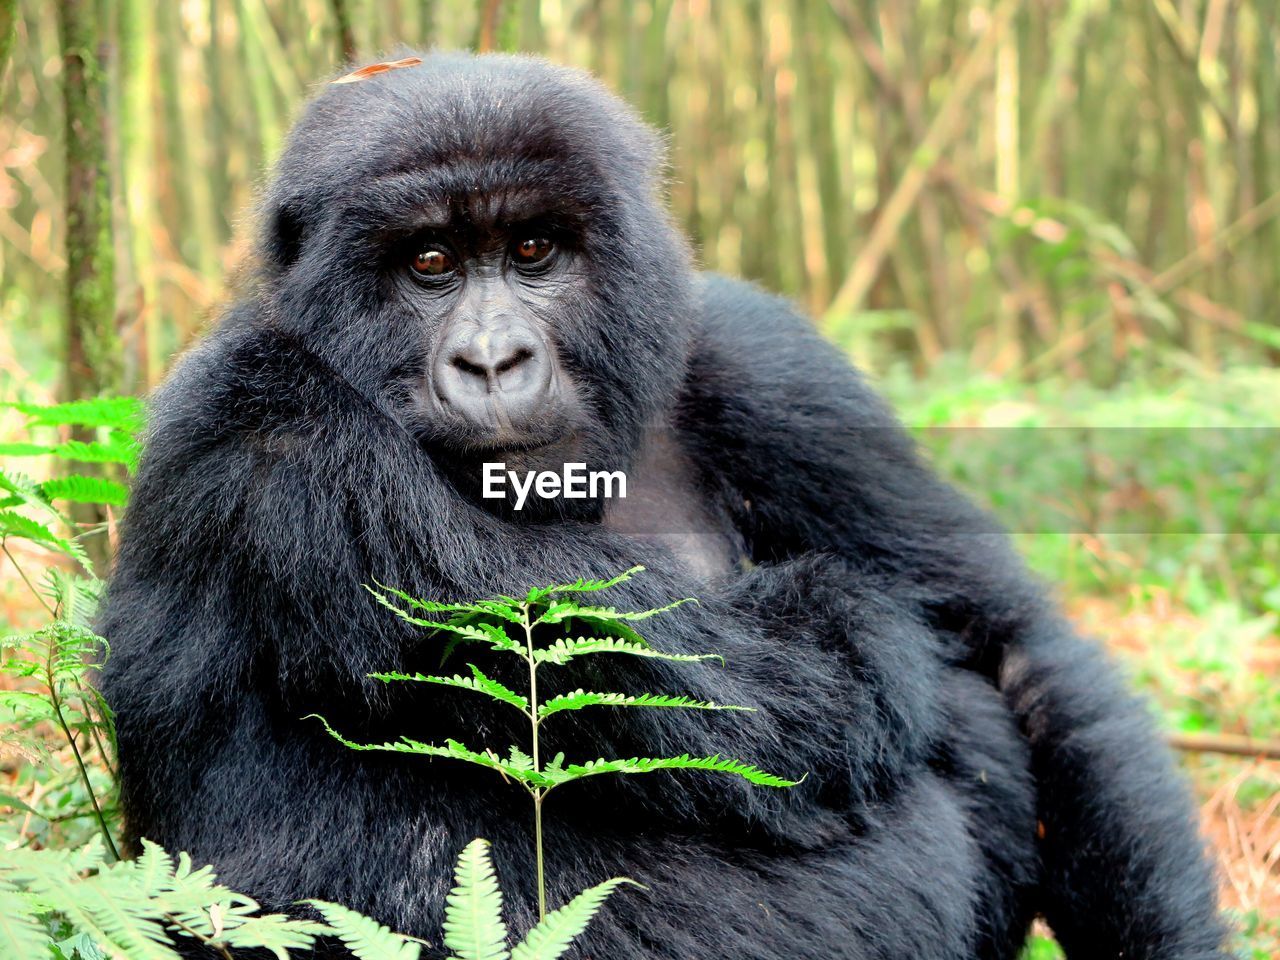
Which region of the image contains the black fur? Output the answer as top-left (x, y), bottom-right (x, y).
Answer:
top-left (100, 53), bottom-right (1226, 959)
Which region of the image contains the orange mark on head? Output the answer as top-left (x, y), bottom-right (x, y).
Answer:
top-left (332, 57), bottom-right (424, 85)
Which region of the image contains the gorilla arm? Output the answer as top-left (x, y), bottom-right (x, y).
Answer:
top-left (687, 274), bottom-right (1228, 959)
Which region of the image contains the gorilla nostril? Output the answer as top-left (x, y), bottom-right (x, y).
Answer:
top-left (495, 348), bottom-right (533, 376)
top-left (450, 355), bottom-right (489, 379)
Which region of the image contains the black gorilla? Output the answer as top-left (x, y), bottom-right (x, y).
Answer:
top-left (100, 54), bottom-right (1226, 959)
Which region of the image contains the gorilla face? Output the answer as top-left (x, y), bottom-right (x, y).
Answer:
top-left (252, 54), bottom-right (695, 519)
top-left (383, 177), bottom-right (594, 460)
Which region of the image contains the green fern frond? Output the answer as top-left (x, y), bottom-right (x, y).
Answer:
top-left (133, 840), bottom-right (176, 895)
top-left (443, 839), bottom-right (510, 960)
top-left (527, 565), bottom-right (643, 602)
top-left (0, 471), bottom-right (63, 518)
top-left (54, 435), bottom-right (142, 471)
top-left (307, 900), bottom-right (422, 960)
top-left (538, 691), bottom-right (752, 719)
top-left (6, 397), bottom-right (145, 431)
top-left (0, 442), bottom-right (54, 458)
top-left (3, 842), bottom-right (175, 960)
top-left (366, 591), bottom-right (526, 655)
top-left (215, 913), bottom-right (330, 960)
top-left (38, 475), bottom-right (130, 508)
top-left (0, 890), bottom-right (48, 959)
top-left (535, 598), bottom-right (692, 629)
top-left (368, 584), bottom-right (524, 625)
top-left (0, 510), bottom-right (90, 569)
top-left (532, 637), bottom-right (722, 667)
top-left (559, 754), bottom-right (802, 789)
top-left (370, 665), bottom-right (529, 714)
top-left (493, 747), bottom-right (529, 774)
top-left (38, 569), bottom-right (104, 629)
top-left (306, 717), bottom-right (553, 789)
top-left (509, 877), bottom-right (636, 960)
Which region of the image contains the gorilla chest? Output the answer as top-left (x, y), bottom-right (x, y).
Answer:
top-left (603, 430), bottom-right (745, 580)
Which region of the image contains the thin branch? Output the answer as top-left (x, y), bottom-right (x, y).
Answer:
top-left (1170, 732), bottom-right (1280, 762)
top-left (2, 540), bottom-right (55, 617)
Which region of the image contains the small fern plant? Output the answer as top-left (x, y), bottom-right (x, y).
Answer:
top-left (0, 832), bottom-right (422, 960)
top-left (2, 397), bottom-right (142, 859)
top-left (442, 838), bottom-right (632, 960)
top-left (312, 565), bottom-right (801, 929)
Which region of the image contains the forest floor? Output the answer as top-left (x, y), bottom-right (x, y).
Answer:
top-left (1070, 592), bottom-right (1280, 958)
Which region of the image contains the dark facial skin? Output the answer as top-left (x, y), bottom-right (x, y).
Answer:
top-left (383, 204), bottom-right (599, 515)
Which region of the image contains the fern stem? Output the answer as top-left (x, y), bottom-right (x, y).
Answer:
top-left (2, 540), bottom-right (56, 617)
top-left (45, 642), bottom-right (119, 861)
top-left (522, 603), bottom-right (547, 922)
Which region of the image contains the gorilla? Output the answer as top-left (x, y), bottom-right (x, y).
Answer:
top-left (100, 53), bottom-right (1227, 959)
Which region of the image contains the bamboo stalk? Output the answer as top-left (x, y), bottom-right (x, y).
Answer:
top-left (329, 0), bottom-right (357, 63)
top-left (118, 0), bottom-right (158, 385)
top-left (825, 0), bottom-right (1020, 323)
top-left (0, 0), bottom-right (16, 77)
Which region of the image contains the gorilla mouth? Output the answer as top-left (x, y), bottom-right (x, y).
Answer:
top-left (412, 405), bottom-right (581, 463)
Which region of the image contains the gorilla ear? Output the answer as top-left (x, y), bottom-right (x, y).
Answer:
top-left (261, 196), bottom-right (306, 271)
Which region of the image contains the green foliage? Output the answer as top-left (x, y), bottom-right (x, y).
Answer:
top-left (1016, 933), bottom-right (1066, 960)
top-left (0, 396), bottom-right (436, 960)
top-left (317, 566), bottom-right (800, 922)
top-left (305, 900), bottom-right (422, 960)
top-left (537, 690), bottom-right (747, 719)
top-left (329, 566), bottom-right (797, 802)
top-left (442, 839), bottom-right (632, 960)
top-left (0, 398), bottom-right (143, 578)
top-left (443, 839), bottom-right (509, 960)
top-left (881, 364), bottom-right (1280, 621)
top-left (0, 835), bottom-right (420, 960)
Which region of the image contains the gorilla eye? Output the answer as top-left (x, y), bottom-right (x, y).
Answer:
top-left (411, 248), bottom-right (456, 277)
top-left (512, 237), bottom-right (554, 265)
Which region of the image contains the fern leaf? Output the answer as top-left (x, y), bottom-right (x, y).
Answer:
top-left (134, 840), bottom-right (175, 895)
top-left (369, 666), bottom-right (529, 714)
top-left (38, 475), bottom-right (130, 508)
top-left (0, 471), bottom-right (62, 518)
top-left (442, 839), bottom-right (509, 960)
top-left (543, 565), bottom-right (644, 597)
top-left (367, 584), bottom-right (523, 625)
top-left (216, 914), bottom-right (328, 960)
top-left (0, 442), bottom-right (53, 457)
top-left (532, 637), bottom-right (722, 667)
top-left (561, 754), bottom-right (802, 789)
top-left (7, 397), bottom-right (145, 431)
top-left (535, 598), bottom-right (691, 629)
top-left (366, 593), bottom-right (525, 655)
top-left (509, 878), bottom-right (635, 960)
top-left (54, 435), bottom-right (142, 470)
top-left (4, 844), bottom-right (175, 960)
top-left (41, 568), bottom-right (104, 628)
top-left (0, 891), bottom-right (49, 959)
top-left (538, 691), bottom-right (752, 719)
top-left (0, 510), bottom-right (90, 569)
top-left (307, 716), bottom-right (552, 788)
top-left (307, 900), bottom-right (421, 960)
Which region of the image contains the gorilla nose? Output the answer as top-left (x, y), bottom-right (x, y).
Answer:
top-left (434, 323), bottom-right (554, 426)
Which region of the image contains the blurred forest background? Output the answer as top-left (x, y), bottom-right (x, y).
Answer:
top-left (0, 0), bottom-right (1277, 956)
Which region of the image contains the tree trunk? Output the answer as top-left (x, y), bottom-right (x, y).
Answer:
top-left (58, 0), bottom-right (121, 573)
